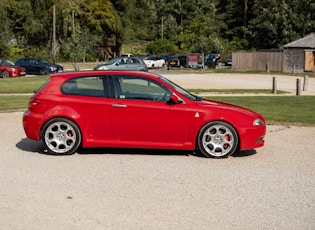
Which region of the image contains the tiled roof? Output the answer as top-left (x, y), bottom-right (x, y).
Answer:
top-left (283, 33), bottom-right (315, 48)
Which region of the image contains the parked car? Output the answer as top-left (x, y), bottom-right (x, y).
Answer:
top-left (225, 55), bottom-right (232, 66)
top-left (15, 58), bottom-right (63, 75)
top-left (205, 53), bottom-right (219, 68)
top-left (23, 70), bottom-right (266, 158)
top-left (0, 59), bottom-right (26, 78)
top-left (167, 55), bottom-right (188, 69)
top-left (143, 56), bottom-right (166, 68)
top-left (167, 56), bottom-right (181, 69)
top-left (94, 57), bottom-right (148, 72)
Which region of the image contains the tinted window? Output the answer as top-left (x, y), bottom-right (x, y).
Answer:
top-left (61, 76), bottom-right (109, 97)
top-left (130, 58), bottom-right (140, 64)
top-left (113, 75), bottom-right (171, 101)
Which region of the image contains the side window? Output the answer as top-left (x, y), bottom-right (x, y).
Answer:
top-left (119, 58), bottom-right (127, 65)
top-left (131, 58), bottom-right (139, 64)
top-left (113, 75), bottom-right (171, 102)
top-left (61, 76), bottom-right (109, 97)
top-left (29, 59), bottom-right (36, 64)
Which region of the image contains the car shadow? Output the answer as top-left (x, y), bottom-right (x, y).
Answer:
top-left (77, 148), bottom-right (192, 157)
top-left (16, 138), bottom-right (192, 157)
top-left (16, 138), bottom-right (256, 158)
top-left (231, 149), bottom-right (257, 157)
top-left (16, 138), bottom-right (45, 153)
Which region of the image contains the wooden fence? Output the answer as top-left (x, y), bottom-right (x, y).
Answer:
top-left (232, 51), bottom-right (283, 72)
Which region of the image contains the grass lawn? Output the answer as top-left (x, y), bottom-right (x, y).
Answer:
top-left (0, 76), bottom-right (49, 94)
top-left (0, 75), bottom-right (314, 125)
top-left (209, 96), bottom-right (315, 125)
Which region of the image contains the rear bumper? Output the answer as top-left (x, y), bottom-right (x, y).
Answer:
top-left (23, 111), bottom-right (43, 141)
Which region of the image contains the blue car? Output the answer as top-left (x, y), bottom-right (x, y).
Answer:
top-left (15, 58), bottom-right (63, 75)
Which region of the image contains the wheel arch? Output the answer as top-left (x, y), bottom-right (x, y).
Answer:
top-left (39, 115), bottom-right (83, 142)
top-left (195, 119), bottom-right (241, 152)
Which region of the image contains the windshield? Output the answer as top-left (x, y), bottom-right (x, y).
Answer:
top-left (147, 56), bottom-right (156, 60)
top-left (39, 59), bottom-right (51, 64)
top-left (159, 76), bottom-right (202, 101)
top-left (107, 58), bottom-right (119, 65)
top-left (1, 60), bottom-right (15, 66)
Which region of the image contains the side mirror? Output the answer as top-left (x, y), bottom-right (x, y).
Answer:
top-left (116, 62), bottom-right (119, 66)
top-left (168, 93), bottom-right (181, 104)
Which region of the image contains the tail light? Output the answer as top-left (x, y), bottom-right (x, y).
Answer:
top-left (29, 97), bottom-right (41, 108)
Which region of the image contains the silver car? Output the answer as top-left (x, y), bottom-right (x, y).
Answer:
top-left (94, 57), bottom-right (148, 72)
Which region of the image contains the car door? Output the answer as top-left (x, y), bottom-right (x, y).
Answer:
top-left (109, 75), bottom-right (191, 147)
top-left (21, 59), bottom-right (32, 74)
top-left (114, 58), bottom-right (129, 70)
top-left (126, 57), bottom-right (144, 71)
top-left (29, 59), bottom-right (40, 74)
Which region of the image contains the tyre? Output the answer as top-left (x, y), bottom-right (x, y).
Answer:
top-left (40, 68), bottom-right (49, 75)
top-left (41, 118), bottom-right (81, 155)
top-left (197, 121), bottom-right (238, 158)
top-left (1, 70), bottom-right (9, 78)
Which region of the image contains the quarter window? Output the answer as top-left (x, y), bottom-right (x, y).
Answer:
top-left (61, 76), bottom-right (109, 97)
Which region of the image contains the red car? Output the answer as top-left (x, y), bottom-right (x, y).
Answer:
top-left (0, 60), bottom-right (26, 78)
top-left (23, 71), bottom-right (266, 158)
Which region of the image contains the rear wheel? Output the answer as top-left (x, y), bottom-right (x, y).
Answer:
top-left (41, 118), bottom-right (81, 155)
top-left (1, 70), bottom-right (9, 78)
top-left (197, 121), bottom-right (238, 158)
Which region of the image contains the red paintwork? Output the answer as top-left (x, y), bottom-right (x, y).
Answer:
top-left (0, 60), bottom-right (26, 78)
top-left (23, 71), bottom-right (266, 152)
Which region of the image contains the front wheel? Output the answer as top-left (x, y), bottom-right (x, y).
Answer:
top-left (40, 68), bottom-right (49, 75)
top-left (197, 121), bottom-right (238, 158)
top-left (1, 70), bottom-right (9, 78)
top-left (41, 118), bottom-right (81, 155)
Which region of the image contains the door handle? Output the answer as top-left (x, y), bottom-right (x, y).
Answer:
top-left (112, 104), bottom-right (127, 108)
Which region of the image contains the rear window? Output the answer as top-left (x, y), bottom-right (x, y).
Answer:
top-left (35, 79), bottom-right (50, 93)
top-left (61, 76), bottom-right (109, 97)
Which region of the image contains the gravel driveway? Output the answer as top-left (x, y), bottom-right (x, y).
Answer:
top-left (0, 73), bottom-right (314, 229)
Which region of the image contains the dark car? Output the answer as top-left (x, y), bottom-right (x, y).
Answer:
top-left (15, 58), bottom-right (63, 75)
top-left (94, 57), bottom-right (148, 72)
top-left (225, 55), bottom-right (232, 66)
top-left (0, 59), bottom-right (26, 78)
top-left (205, 53), bottom-right (218, 68)
top-left (167, 55), bottom-right (188, 69)
top-left (23, 70), bottom-right (266, 158)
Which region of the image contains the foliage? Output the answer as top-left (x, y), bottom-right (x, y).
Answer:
top-left (0, 0), bottom-right (314, 61)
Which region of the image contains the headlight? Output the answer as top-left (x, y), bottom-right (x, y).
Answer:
top-left (99, 66), bottom-right (108, 70)
top-left (253, 118), bottom-right (264, 126)
top-left (50, 67), bottom-right (57, 71)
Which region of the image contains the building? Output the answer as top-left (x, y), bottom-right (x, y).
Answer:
top-left (283, 33), bottom-right (315, 73)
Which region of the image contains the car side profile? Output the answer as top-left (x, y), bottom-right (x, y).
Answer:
top-left (94, 57), bottom-right (148, 72)
top-left (0, 59), bottom-right (26, 78)
top-left (23, 71), bottom-right (266, 158)
top-left (143, 56), bottom-right (166, 68)
top-left (15, 58), bottom-right (63, 75)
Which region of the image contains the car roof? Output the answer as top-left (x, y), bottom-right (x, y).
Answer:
top-left (50, 70), bottom-right (161, 80)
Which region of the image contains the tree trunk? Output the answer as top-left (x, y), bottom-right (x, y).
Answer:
top-left (243, 0), bottom-right (248, 38)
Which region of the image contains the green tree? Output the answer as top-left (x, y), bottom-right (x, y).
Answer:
top-left (248, 0), bottom-right (298, 49)
top-left (288, 0), bottom-right (315, 37)
top-left (0, 0), bottom-right (14, 57)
